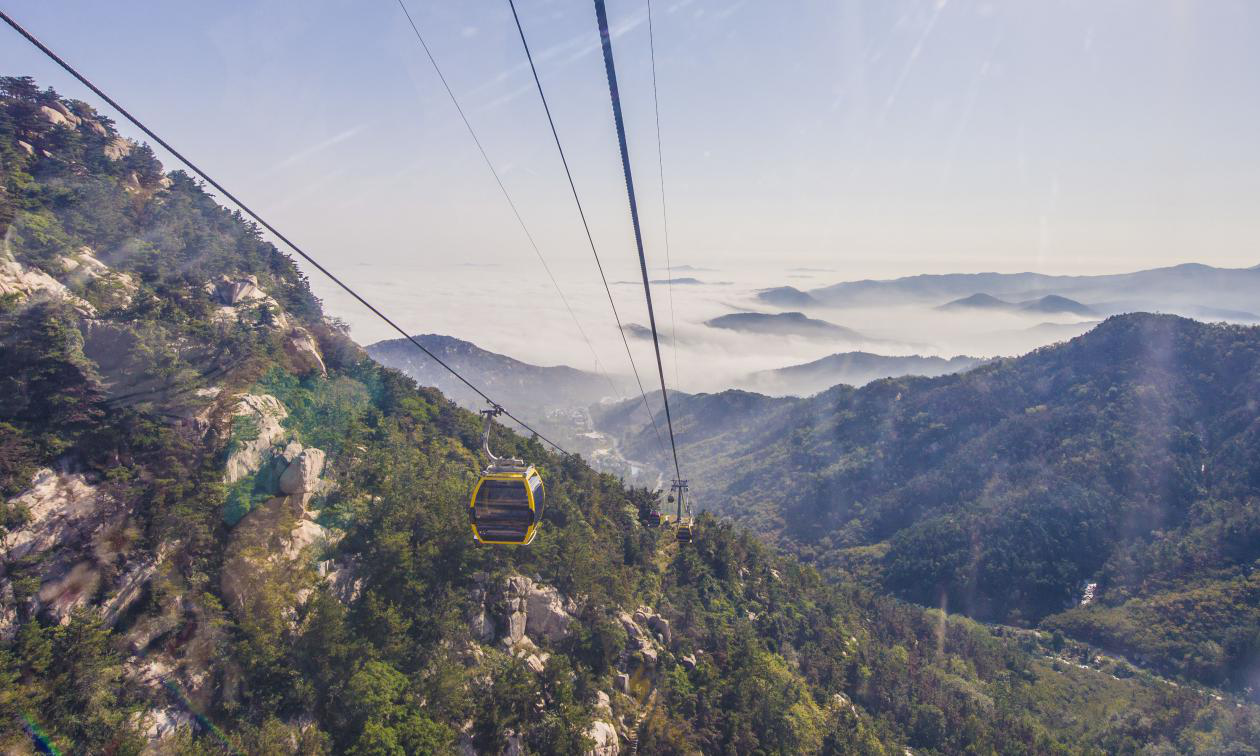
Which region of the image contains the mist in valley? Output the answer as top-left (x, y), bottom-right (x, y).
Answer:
top-left (327, 255), bottom-right (1253, 399)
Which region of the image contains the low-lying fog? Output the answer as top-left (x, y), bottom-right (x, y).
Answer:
top-left (316, 258), bottom-right (1118, 397)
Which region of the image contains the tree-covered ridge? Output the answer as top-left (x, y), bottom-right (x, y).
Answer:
top-left (2, 76), bottom-right (1258, 753)
top-left (601, 311), bottom-right (1260, 695)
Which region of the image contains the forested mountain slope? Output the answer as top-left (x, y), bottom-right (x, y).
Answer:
top-left (3, 77), bottom-right (1259, 754)
top-left (600, 313), bottom-right (1260, 695)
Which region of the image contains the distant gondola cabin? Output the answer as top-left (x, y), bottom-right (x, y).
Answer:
top-left (676, 519), bottom-right (694, 544)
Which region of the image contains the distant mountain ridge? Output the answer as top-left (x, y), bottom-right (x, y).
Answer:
top-left (743, 351), bottom-right (987, 396)
top-left (366, 334), bottom-right (612, 412)
top-left (758, 262), bottom-right (1260, 316)
top-left (756, 286), bottom-right (819, 308)
top-left (939, 292), bottom-right (1096, 316)
top-left (705, 311), bottom-right (868, 341)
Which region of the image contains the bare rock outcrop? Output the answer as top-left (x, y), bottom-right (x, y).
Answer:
top-left (0, 581), bottom-right (17, 642)
top-left (60, 246), bottom-right (137, 308)
top-left (40, 103), bottom-right (79, 128)
top-left (279, 448), bottom-right (326, 494)
top-left (618, 611), bottom-right (643, 640)
top-left (285, 329), bottom-right (327, 377)
top-left (60, 246), bottom-right (109, 281)
top-left (213, 274), bottom-right (262, 306)
top-left (140, 707), bottom-right (193, 745)
top-left (499, 575), bottom-right (532, 646)
top-left (219, 492), bottom-right (328, 620)
top-left (103, 135), bottom-right (132, 161)
top-left (594, 690), bottom-right (612, 718)
top-left (502, 731), bottom-right (525, 756)
top-left (36, 560), bottom-right (101, 624)
top-left (220, 439), bottom-right (333, 624)
top-left (4, 468), bottom-right (114, 563)
top-left (223, 394), bottom-right (289, 484)
top-left (633, 607), bottom-right (672, 645)
top-left (2, 467), bottom-right (158, 632)
top-left (585, 720), bottom-right (620, 756)
top-left (318, 558), bottom-right (364, 605)
top-left (525, 583), bottom-right (574, 643)
top-left (0, 247), bottom-right (93, 314)
top-left (207, 275), bottom-right (298, 338)
top-left (474, 574), bottom-right (576, 649)
top-left (468, 581), bottom-right (497, 642)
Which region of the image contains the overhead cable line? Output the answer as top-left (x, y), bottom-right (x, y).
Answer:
top-left (0, 9), bottom-right (569, 455)
top-left (591, 0), bottom-right (682, 481)
top-left (393, 0), bottom-right (621, 401)
top-left (645, 0), bottom-right (681, 393)
top-left (504, 0), bottom-right (671, 468)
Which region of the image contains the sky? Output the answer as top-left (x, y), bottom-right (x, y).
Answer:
top-left (3, 1), bottom-right (1259, 385)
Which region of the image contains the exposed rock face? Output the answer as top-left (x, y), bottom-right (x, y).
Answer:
top-left (127, 610), bottom-right (182, 655)
top-left (649, 616), bottom-right (671, 645)
top-left (141, 707), bottom-right (192, 743)
top-left (207, 276), bottom-right (297, 340)
top-left (618, 611), bottom-right (642, 640)
top-left (467, 581), bottom-right (496, 642)
top-left (594, 690), bottom-right (612, 717)
top-left (502, 731), bottom-right (525, 756)
top-left (319, 559), bottom-right (364, 605)
top-left (40, 103), bottom-right (78, 128)
top-left (0, 248), bottom-right (91, 313)
top-left (220, 492), bottom-right (328, 619)
top-left (2, 467), bottom-right (155, 632)
top-left (525, 583), bottom-right (573, 642)
top-left (681, 653), bottom-right (697, 671)
top-left (502, 576), bottom-right (530, 645)
top-left (213, 275), bottom-right (263, 306)
top-left (60, 247), bottom-right (137, 309)
top-left (285, 517), bottom-right (327, 560)
top-left (524, 653), bottom-right (547, 674)
top-left (36, 560), bottom-right (101, 624)
top-left (220, 436), bottom-right (333, 623)
top-left (636, 639), bottom-right (658, 666)
top-left (103, 136), bottom-right (132, 161)
top-left (632, 606), bottom-right (672, 645)
top-left (482, 575), bottom-right (576, 648)
top-left (224, 394), bottom-right (289, 484)
top-left (469, 606), bottom-right (496, 643)
top-left (0, 582), bottom-right (16, 643)
top-left (585, 720), bottom-right (620, 756)
top-left (279, 448), bottom-right (326, 494)
top-left (4, 469), bottom-right (113, 563)
top-left (285, 330), bottom-right (327, 377)
top-left (467, 574), bottom-right (579, 651)
top-left (615, 673), bottom-right (630, 693)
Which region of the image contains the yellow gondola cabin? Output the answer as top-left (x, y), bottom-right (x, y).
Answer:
top-left (470, 407), bottom-right (544, 546)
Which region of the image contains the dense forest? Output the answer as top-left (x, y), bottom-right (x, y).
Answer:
top-left (598, 310), bottom-right (1260, 698)
top-left (3, 78), bottom-right (1260, 753)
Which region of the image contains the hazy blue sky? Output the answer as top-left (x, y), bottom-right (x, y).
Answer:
top-left (3, 1), bottom-right (1259, 364)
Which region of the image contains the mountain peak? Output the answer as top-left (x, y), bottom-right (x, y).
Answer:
top-left (938, 292), bottom-right (1010, 311)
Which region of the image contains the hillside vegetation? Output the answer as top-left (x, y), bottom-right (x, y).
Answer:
top-left (3, 77), bottom-right (1259, 754)
top-left (600, 314), bottom-right (1260, 696)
